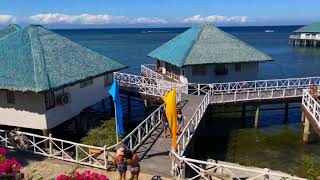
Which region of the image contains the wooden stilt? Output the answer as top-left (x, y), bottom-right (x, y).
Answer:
top-left (284, 103), bottom-right (289, 124)
top-left (127, 95), bottom-right (131, 120)
top-left (242, 105), bottom-right (246, 120)
top-left (102, 99), bottom-right (107, 115)
top-left (303, 116), bottom-right (310, 144)
top-left (109, 96), bottom-right (114, 117)
top-left (144, 99), bottom-right (149, 117)
top-left (301, 111), bottom-right (305, 124)
top-left (242, 105), bottom-right (246, 128)
top-left (43, 129), bottom-right (50, 149)
top-left (254, 105), bottom-right (260, 128)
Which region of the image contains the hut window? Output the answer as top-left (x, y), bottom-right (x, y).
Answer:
top-left (192, 65), bottom-right (207, 76)
top-left (215, 64), bottom-right (228, 75)
top-left (80, 79), bottom-right (93, 88)
top-left (104, 74), bottom-right (112, 87)
top-left (6, 91), bottom-right (15, 104)
top-left (44, 91), bottom-right (55, 110)
top-left (235, 63), bottom-right (241, 72)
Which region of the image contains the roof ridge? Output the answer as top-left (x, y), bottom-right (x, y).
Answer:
top-left (28, 26), bottom-right (51, 91)
top-left (0, 25), bottom-right (20, 40)
top-left (181, 24), bottom-right (205, 66)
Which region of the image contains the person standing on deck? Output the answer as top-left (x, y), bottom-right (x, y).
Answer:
top-left (177, 109), bottom-right (185, 136)
top-left (161, 106), bottom-right (170, 138)
top-left (126, 150), bottom-right (140, 180)
top-left (114, 146), bottom-right (127, 180)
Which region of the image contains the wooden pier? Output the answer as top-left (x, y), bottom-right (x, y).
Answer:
top-left (138, 94), bottom-right (204, 177)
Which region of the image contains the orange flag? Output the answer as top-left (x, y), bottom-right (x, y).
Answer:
top-left (162, 88), bottom-right (177, 149)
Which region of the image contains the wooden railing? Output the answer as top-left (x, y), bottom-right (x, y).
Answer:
top-left (0, 130), bottom-right (111, 169)
top-left (290, 34), bottom-right (320, 40)
top-left (176, 91), bottom-right (211, 156)
top-left (141, 64), bottom-right (164, 80)
top-left (113, 72), bottom-right (187, 97)
top-left (108, 104), bottom-right (164, 152)
top-left (171, 151), bottom-right (306, 180)
top-left (302, 89), bottom-right (320, 127)
top-left (0, 105), bottom-right (165, 170)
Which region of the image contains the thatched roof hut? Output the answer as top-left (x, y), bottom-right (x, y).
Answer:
top-left (0, 25), bottom-right (126, 92)
top-left (148, 23), bottom-right (272, 83)
top-left (148, 23), bottom-right (272, 68)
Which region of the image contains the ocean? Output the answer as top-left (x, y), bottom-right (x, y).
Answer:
top-left (53, 26), bottom-right (320, 178)
top-left (54, 25), bottom-right (320, 79)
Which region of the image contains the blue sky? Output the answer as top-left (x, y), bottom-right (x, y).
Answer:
top-left (0, 0), bottom-right (319, 27)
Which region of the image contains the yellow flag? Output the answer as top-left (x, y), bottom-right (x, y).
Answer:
top-left (163, 88), bottom-right (177, 149)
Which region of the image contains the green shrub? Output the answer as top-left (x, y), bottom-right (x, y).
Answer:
top-left (80, 119), bottom-right (117, 147)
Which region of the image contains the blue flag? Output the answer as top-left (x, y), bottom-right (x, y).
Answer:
top-left (108, 80), bottom-right (124, 135)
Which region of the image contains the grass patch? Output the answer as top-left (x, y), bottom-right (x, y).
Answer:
top-left (80, 119), bottom-right (118, 147)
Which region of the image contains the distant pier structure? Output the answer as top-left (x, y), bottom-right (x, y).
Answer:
top-left (289, 22), bottom-right (320, 47)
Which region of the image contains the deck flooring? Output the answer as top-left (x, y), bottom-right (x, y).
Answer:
top-left (137, 94), bottom-right (204, 177)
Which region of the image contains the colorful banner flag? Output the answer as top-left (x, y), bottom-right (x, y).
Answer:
top-left (108, 80), bottom-right (124, 135)
top-left (163, 88), bottom-right (177, 149)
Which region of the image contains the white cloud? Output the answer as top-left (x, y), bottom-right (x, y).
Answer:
top-left (130, 17), bottom-right (168, 24)
top-left (0, 13), bottom-right (251, 26)
top-left (27, 13), bottom-right (168, 25)
top-left (183, 15), bottom-right (250, 24)
top-left (0, 15), bottom-right (16, 24)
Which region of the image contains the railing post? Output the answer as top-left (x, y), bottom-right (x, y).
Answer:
top-left (33, 136), bottom-right (36, 153)
top-left (76, 145), bottom-right (79, 161)
top-left (5, 132), bottom-right (8, 147)
top-left (49, 133), bottom-right (53, 156)
top-left (103, 146), bottom-right (107, 168)
top-left (138, 128), bottom-right (141, 143)
top-left (182, 135), bottom-right (185, 150)
top-left (198, 84), bottom-right (200, 95)
top-left (130, 136), bottom-right (133, 150)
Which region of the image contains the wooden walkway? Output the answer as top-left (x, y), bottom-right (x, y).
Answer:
top-left (137, 94), bottom-right (204, 177)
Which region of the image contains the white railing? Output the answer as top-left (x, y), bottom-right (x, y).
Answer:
top-left (116, 71), bottom-right (320, 104)
top-left (0, 105), bottom-right (165, 170)
top-left (187, 83), bottom-right (212, 95)
top-left (290, 34), bottom-right (320, 40)
top-left (141, 64), bottom-right (164, 80)
top-left (176, 91), bottom-right (211, 156)
top-left (290, 35), bottom-right (300, 39)
top-left (171, 151), bottom-right (305, 180)
top-left (186, 77), bottom-right (320, 103)
top-left (302, 89), bottom-right (320, 127)
top-left (209, 77), bottom-right (320, 103)
top-left (210, 77), bottom-right (320, 94)
top-left (0, 130), bottom-right (112, 169)
top-left (211, 88), bottom-right (305, 104)
top-left (108, 104), bottom-right (164, 152)
top-left (113, 72), bottom-right (187, 97)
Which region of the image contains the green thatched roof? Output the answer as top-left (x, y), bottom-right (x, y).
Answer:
top-left (0, 24), bottom-right (22, 39)
top-left (0, 25), bottom-right (126, 92)
top-left (294, 22), bottom-right (320, 33)
top-left (148, 23), bottom-right (272, 67)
